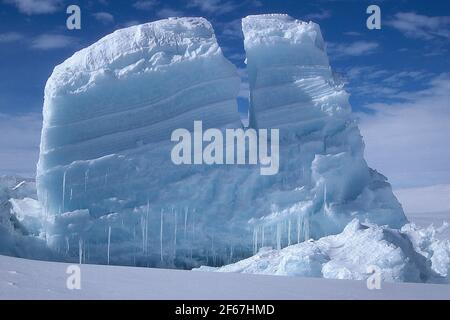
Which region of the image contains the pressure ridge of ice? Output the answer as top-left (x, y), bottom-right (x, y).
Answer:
top-left (35, 15), bottom-right (407, 268)
top-left (198, 219), bottom-right (450, 284)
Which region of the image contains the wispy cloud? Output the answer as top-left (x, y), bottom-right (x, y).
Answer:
top-left (0, 113), bottom-right (41, 177)
top-left (343, 31), bottom-right (362, 37)
top-left (133, 0), bottom-right (158, 11)
top-left (236, 67), bottom-right (249, 99)
top-left (387, 12), bottom-right (450, 40)
top-left (218, 19), bottom-right (243, 39)
top-left (156, 8), bottom-right (184, 19)
top-left (358, 74), bottom-right (450, 188)
top-left (0, 32), bottom-right (24, 43)
top-left (304, 10), bottom-right (332, 21)
top-left (187, 0), bottom-right (238, 15)
top-left (93, 12), bottom-right (115, 25)
top-left (122, 20), bottom-right (141, 28)
top-left (394, 184), bottom-right (450, 214)
top-left (4, 0), bottom-right (62, 15)
top-left (30, 34), bottom-right (76, 50)
top-left (342, 65), bottom-right (432, 102)
top-left (327, 41), bottom-right (379, 58)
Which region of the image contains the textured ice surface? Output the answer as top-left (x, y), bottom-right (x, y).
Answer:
top-left (0, 176), bottom-right (53, 259)
top-left (199, 219), bottom-right (450, 284)
top-left (37, 15), bottom-right (406, 268)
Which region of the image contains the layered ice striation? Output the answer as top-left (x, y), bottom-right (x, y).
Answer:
top-left (38, 17), bottom-right (244, 267)
top-left (242, 14), bottom-right (406, 237)
top-left (37, 15), bottom-right (407, 268)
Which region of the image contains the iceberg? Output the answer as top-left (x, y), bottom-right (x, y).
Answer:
top-left (36, 15), bottom-right (407, 268)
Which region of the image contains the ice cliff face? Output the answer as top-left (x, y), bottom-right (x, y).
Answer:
top-left (37, 15), bottom-right (407, 268)
top-left (242, 14), bottom-right (406, 238)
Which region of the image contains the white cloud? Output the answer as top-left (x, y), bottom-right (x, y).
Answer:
top-left (133, 0), bottom-right (158, 10)
top-left (358, 74), bottom-right (450, 189)
top-left (4, 0), bottom-right (62, 15)
top-left (30, 34), bottom-right (76, 50)
top-left (327, 41), bottom-right (379, 58)
top-left (304, 10), bottom-right (332, 21)
top-left (156, 8), bottom-right (184, 19)
top-left (219, 19), bottom-right (243, 39)
top-left (0, 113), bottom-right (41, 177)
top-left (341, 65), bottom-right (433, 102)
top-left (236, 68), bottom-right (249, 99)
top-left (394, 184), bottom-right (450, 214)
top-left (387, 12), bottom-right (450, 40)
top-left (187, 0), bottom-right (239, 15)
top-left (122, 20), bottom-right (141, 27)
top-left (93, 12), bottom-right (114, 25)
top-left (0, 32), bottom-right (23, 43)
top-left (343, 31), bottom-right (362, 37)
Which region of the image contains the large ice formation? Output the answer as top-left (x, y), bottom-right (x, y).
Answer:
top-left (37, 15), bottom-right (407, 268)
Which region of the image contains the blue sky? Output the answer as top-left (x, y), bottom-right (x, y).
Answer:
top-left (0, 0), bottom-right (449, 192)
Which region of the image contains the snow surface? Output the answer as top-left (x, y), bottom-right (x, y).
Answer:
top-left (35, 15), bottom-right (406, 268)
top-left (1, 254), bottom-right (449, 299)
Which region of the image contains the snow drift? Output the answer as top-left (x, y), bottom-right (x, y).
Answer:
top-left (36, 15), bottom-right (406, 268)
top-left (199, 219), bottom-right (450, 284)
top-left (0, 176), bottom-right (54, 260)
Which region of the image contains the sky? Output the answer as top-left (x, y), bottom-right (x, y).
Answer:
top-left (0, 0), bottom-right (449, 198)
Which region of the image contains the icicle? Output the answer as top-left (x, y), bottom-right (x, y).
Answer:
top-left (191, 209), bottom-right (196, 239)
top-left (261, 225), bottom-right (265, 248)
top-left (65, 236), bottom-right (69, 255)
top-left (70, 188), bottom-right (73, 202)
top-left (253, 227), bottom-right (258, 254)
top-left (78, 238), bottom-right (83, 265)
top-left (304, 214), bottom-right (310, 241)
top-left (288, 219), bottom-right (291, 246)
top-left (174, 209), bottom-right (177, 256)
top-left (145, 200), bottom-right (149, 254)
top-left (62, 171), bottom-right (66, 212)
top-left (323, 183), bottom-right (331, 215)
top-left (160, 209), bottom-right (164, 262)
top-left (297, 213), bottom-right (301, 243)
top-left (211, 235), bottom-right (215, 266)
top-left (107, 226), bottom-right (111, 265)
top-left (104, 172), bottom-right (108, 186)
top-left (141, 215), bottom-right (146, 253)
top-left (84, 169), bottom-right (89, 193)
top-left (276, 223), bottom-right (281, 250)
top-left (184, 207), bottom-right (188, 239)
